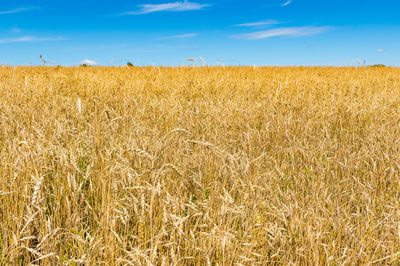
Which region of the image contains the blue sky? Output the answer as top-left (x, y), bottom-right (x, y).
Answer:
top-left (0, 0), bottom-right (399, 66)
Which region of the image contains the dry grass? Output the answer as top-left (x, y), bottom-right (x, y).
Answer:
top-left (1, 66), bottom-right (400, 264)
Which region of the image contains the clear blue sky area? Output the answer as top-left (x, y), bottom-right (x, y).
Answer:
top-left (0, 0), bottom-right (399, 66)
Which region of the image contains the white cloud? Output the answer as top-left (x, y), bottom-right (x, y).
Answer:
top-left (232, 26), bottom-right (331, 40)
top-left (80, 59), bottom-right (99, 66)
top-left (234, 20), bottom-right (283, 27)
top-left (122, 1), bottom-right (210, 15)
top-left (10, 27), bottom-right (22, 33)
top-left (157, 33), bottom-right (198, 39)
top-left (0, 6), bottom-right (40, 15)
top-left (0, 36), bottom-right (66, 44)
top-left (281, 0), bottom-right (292, 6)
top-left (377, 49), bottom-right (384, 53)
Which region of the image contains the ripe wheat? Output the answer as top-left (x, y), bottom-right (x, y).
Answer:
top-left (0, 66), bottom-right (400, 264)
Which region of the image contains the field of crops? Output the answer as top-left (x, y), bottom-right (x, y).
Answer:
top-left (1, 66), bottom-right (400, 264)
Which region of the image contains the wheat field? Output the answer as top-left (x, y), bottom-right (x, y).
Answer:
top-left (0, 66), bottom-right (400, 264)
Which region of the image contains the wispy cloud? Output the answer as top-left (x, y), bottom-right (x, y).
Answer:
top-left (0, 36), bottom-right (66, 44)
top-left (10, 27), bottom-right (22, 33)
top-left (157, 33), bottom-right (198, 39)
top-left (121, 1), bottom-right (210, 15)
top-left (80, 59), bottom-right (99, 66)
top-left (234, 20), bottom-right (283, 27)
top-left (0, 6), bottom-right (40, 15)
top-left (377, 49), bottom-right (384, 53)
top-left (281, 0), bottom-right (292, 7)
top-left (232, 26), bottom-right (331, 40)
